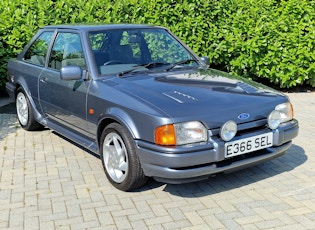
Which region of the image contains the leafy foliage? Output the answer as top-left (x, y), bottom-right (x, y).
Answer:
top-left (1, 0), bottom-right (315, 88)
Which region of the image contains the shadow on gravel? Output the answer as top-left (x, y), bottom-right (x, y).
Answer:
top-left (157, 144), bottom-right (306, 197)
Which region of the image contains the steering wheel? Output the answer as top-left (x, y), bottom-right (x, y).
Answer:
top-left (103, 60), bottom-right (123, 65)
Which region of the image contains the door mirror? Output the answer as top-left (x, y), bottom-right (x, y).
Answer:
top-left (60, 66), bottom-right (82, 81)
top-left (200, 56), bottom-right (210, 66)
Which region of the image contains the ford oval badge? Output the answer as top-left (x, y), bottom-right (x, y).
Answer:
top-left (238, 113), bottom-right (250, 120)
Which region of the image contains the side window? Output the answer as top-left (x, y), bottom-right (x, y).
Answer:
top-left (24, 32), bottom-right (53, 66)
top-left (48, 32), bottom-right (86, 70)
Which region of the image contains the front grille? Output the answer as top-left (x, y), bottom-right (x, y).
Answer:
top-left (235, 124), bottom-right (268, 136)
top-left (210, 118), bottom-right (268, 137)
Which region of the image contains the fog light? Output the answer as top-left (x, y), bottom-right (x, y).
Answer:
top-left (220, 120), bottom-right (237, 141)
top-left (268, 110), bottom-right (281, 129)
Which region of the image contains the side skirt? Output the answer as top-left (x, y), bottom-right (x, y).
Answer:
top-left (42, 118), bottom-right (100, 155)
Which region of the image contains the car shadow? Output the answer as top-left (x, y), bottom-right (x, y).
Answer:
top-left (0, 102), bottom-right (16, 114)
top-left (0, 102), bottom-right (52, 142)
top-left (138, 144), bottom-right (306, 196)
top-left (0, 102), bottom-right (18, 142)
top-left (52, 131), bottom-right (101, 159)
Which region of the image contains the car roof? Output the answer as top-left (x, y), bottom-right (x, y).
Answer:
top-left (43, 24), bottom-right (165, 31)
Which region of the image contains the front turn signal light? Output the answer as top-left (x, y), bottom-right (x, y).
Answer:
top-left (155, 124), bottom-right (176, 146)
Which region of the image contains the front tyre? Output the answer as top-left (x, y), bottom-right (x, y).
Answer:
top-left (100, 123), bottom-right (147, 191)
top-left (16, 88), bottom-right (43, 131)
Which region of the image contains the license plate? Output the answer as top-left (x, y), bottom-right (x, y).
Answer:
top-left (225, 132), bottom-right (273, 158)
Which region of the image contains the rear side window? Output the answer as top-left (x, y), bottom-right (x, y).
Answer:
top-left (24, 32), bottom-right (53, 66)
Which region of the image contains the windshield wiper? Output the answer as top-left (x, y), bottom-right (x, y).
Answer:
top-left (141, 62), bottom-right (169, 68)
top-left (165, 59), bottom-right (198, 71)
top-left (118, 62), bottom-right (169, 76)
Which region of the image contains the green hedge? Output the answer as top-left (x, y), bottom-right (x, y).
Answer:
top-left (1, 0), bottom-right (315, 88)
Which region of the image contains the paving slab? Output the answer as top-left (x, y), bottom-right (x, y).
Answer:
top-left (0, 92), bottom-right (314, 229)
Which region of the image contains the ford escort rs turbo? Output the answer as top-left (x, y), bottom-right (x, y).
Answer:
top-left (6, 24), bottom-right (299, 191)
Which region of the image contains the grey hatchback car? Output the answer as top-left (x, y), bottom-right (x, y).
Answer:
top-left (6, 24), bottom-right (299, 191)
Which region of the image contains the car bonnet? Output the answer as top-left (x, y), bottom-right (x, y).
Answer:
top-left (110, 69), bottom-right (288, 128)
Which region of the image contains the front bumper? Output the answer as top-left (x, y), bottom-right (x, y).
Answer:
top-left (136, 119), bottom-right (299, 184)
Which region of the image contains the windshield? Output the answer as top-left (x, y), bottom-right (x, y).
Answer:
top-left (88, 28), bottom-right (198, 75)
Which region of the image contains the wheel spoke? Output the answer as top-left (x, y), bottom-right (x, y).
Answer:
top-left (113, 136), bottom-right (123, 156)
top-left (108, 148), bottom-right (115, 164)
top-left (113, 169), bottom-right (124, 180)
top-left (102, 132), bottom-right (129, 183)
top-left (119, 161), bottom-right (128, 172)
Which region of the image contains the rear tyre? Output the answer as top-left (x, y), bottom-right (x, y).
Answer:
top-left (16, 88), bottom-right (43, 131)
top-left (100, 123), bottom-right (147, 191)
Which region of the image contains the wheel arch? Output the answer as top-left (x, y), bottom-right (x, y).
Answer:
top-left (15, 81), bottom-right (44, 125)
top-left (98, 119), bottom-right (148, 191)
top-left (96, 108), bottom-right (141, 148)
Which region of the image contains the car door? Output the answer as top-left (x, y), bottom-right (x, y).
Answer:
top-left (38, 31), bottom-right (91, 137)
top-left (20, 31), bottom-right (55, 109)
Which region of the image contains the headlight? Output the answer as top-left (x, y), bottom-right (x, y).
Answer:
top-left (268, 102), bottom-right (294, 130)
top-left (220, 120), bottom-right (237, 141)
top-left (155, 121), bottom-right (207, 146)
top-left (268, 110), bottom-right (281, 129)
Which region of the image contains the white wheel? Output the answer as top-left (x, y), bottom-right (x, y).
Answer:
top-left (16, 91), bottom-right (29, 126)
top-left (16, 88), bottom-right (43, 131)
top-left (100, 123), bottom-right (147, 191)
top-left (103, 132), bottom-right (129, 183)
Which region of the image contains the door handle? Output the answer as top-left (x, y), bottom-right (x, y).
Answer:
top-left (39, 77), bottom-right (48, 83)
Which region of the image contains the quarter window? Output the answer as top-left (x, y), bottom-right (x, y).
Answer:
top-left (24, 32), bottom-right (53, 66)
